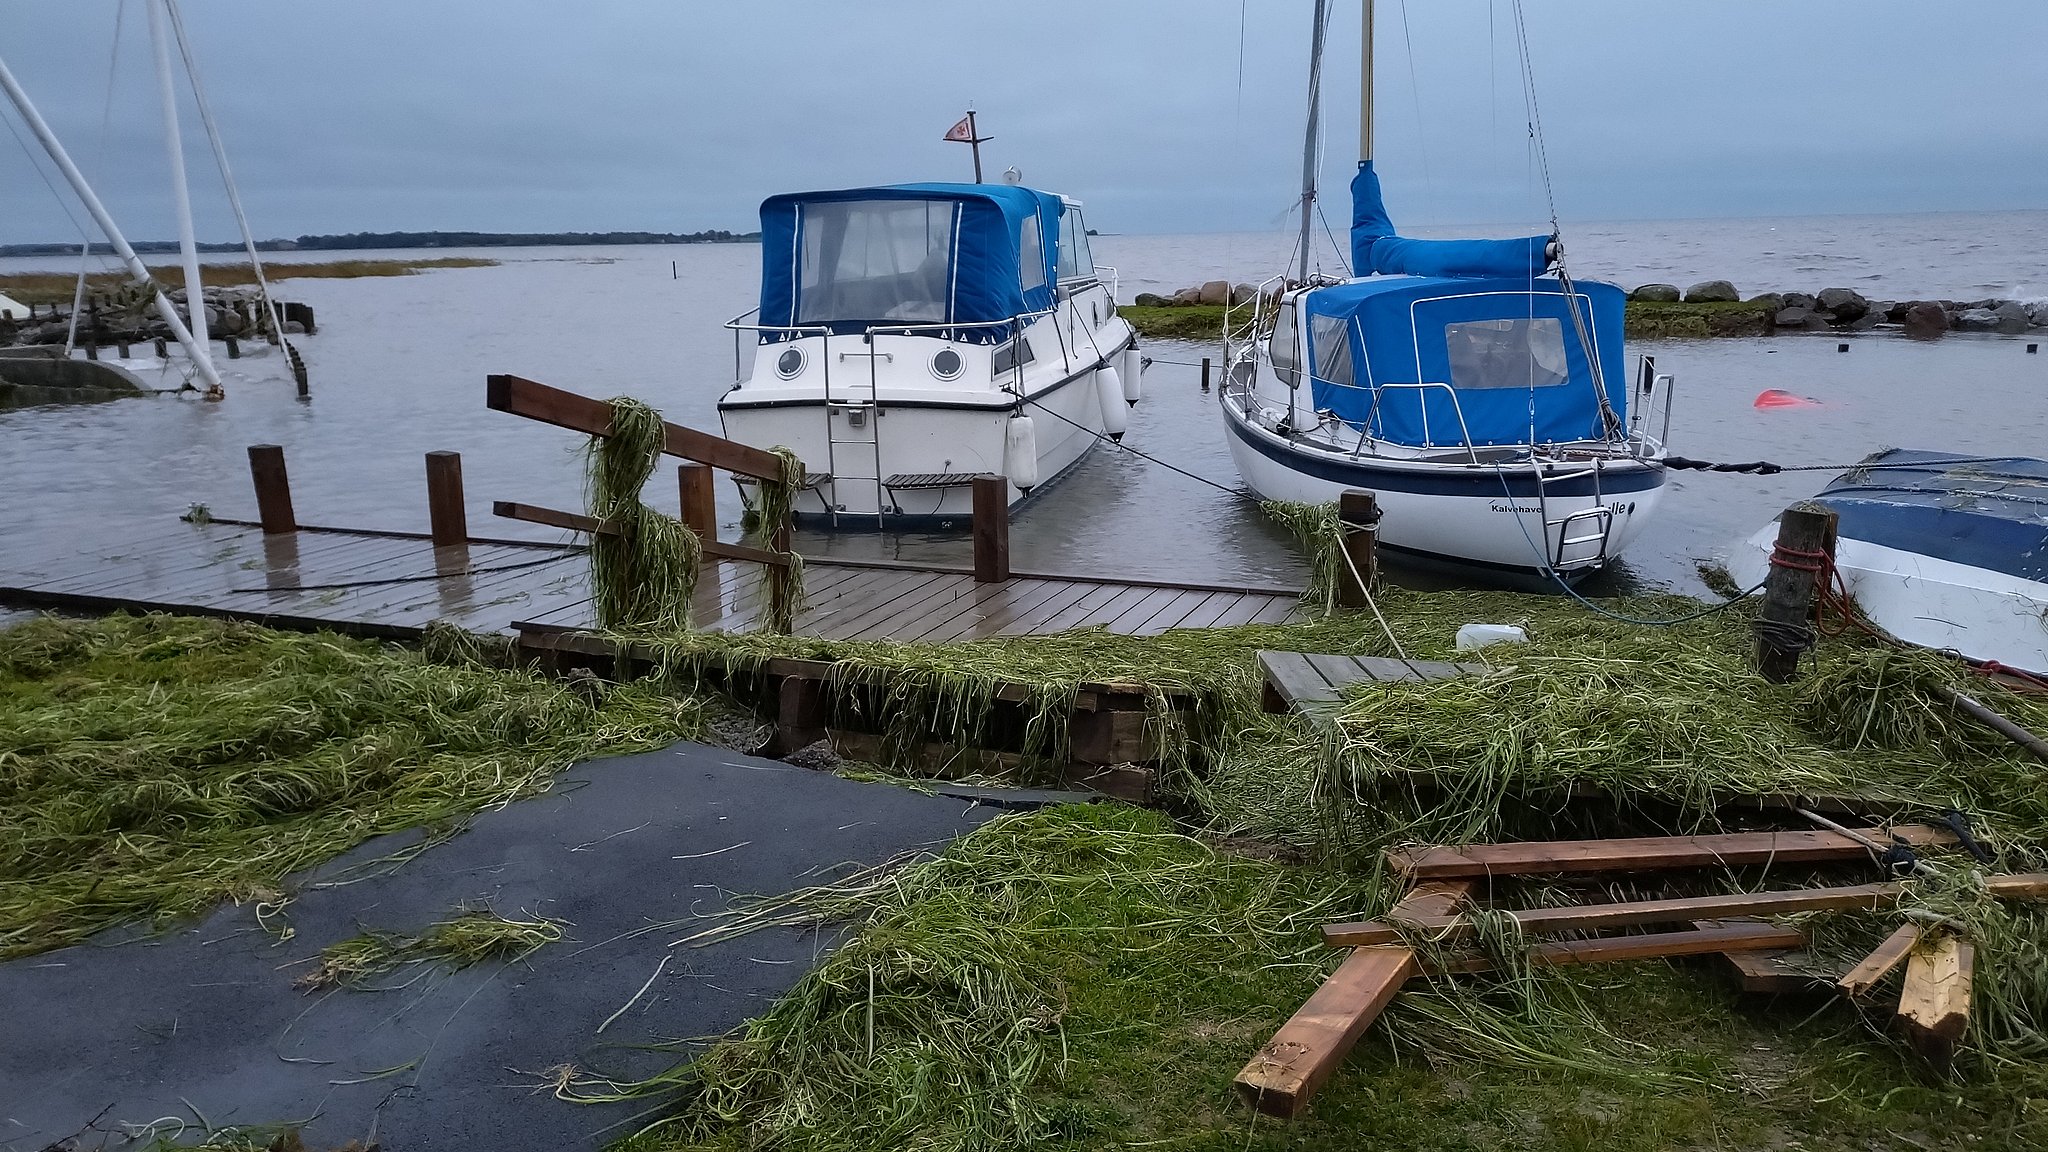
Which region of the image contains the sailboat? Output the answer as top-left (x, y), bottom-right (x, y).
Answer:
top-left (1220, 0), bottom-right (1670, 579)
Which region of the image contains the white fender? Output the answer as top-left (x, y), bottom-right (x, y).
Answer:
top-left (1004, 414), bottom-right (1039, 491)
top-left (1095, 367), bottom-right (1128, 441)
top-left (1120, 348), bottom-right (1143, 405)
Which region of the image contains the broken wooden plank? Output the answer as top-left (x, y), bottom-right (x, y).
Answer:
top-left (1693, 918), bottom-right (1823, 993)
top-left (1528, 922), bottom-right (1806, 968)
top-left (1838, 923), bottom-right (1921, 998)
top-left (1323, 881), bottom-right (1905, 947)
top-left (1257, 650), bottom-right (1339, 711)
top-left (1234, 880), bottom-right (1473, 1119)
top-left (1982, 873), bottom-right (2048, 900)
top-left (1898, 935), bottom-right (1973, 1064)
top-left (1386, 825), bottom-right (1958, 880)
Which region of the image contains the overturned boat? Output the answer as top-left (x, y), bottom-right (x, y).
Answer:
top-left (718, 183), bottom-right (1140, 529)
top-left (1730, 449), bottom-right (2048, 676)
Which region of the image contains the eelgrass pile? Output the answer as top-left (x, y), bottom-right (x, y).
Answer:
top-left (751, 445), bottom-right (808, 633)
top-left (0, 612), bottom-right (704, 957)
top-left (297, 906), bottom-right (563, 990)
top-left (588, 397), bottom-right (701, 630)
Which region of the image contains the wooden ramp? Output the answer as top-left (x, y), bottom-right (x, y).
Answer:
top-left (1257, 650), bottom-right (1495, 713)
top-left (0, 519), bottom-right (1302, 643)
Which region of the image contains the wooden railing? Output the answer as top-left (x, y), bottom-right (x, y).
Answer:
top-left (483, 373), bottom-right (799, 627)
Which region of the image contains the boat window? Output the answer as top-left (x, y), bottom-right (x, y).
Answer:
top-left (797, 199), bottom-right (957, 325)
top-left (993, 337), bottom-right (1036, 375)
top-left (1019, 212), bottom-right (1047, 292)
top-left (1309, 314), bottom-right (1356, 388)
top-left (1055, 208), bottom-right (1094, 281)
top-left (1269, 303), bottom-right (1301, 386)
top-left (1444, 317), bottom-right (1570, 390)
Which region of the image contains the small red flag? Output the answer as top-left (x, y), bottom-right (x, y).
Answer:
top-left (943, 115), bottom-right (974, 142)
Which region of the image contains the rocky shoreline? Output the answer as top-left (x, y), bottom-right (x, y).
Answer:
top-left (0, 284), bottom-right (313, 351)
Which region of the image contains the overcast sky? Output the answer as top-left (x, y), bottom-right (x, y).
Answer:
top-left (4, 1), bottom-right (2046, 244)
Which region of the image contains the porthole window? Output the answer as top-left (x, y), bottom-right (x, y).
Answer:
top-left (776, 348), bottom-right (805, 378)
top-left (931, 349), bottom-right (964, 380)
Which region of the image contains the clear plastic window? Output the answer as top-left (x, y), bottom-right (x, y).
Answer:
top-left (1055, 207), bottom-right (1093, 281)
top-left (1270, 302), bottom-right (1301, 386)
top-left (1444, 317), bottom-right (1569, 390)
top-left (797, 199), bottom-right (957, 324)
top-left (1019, 212), bottom-right (1047, 292)
top-left (1309, 314), bottom-right (1356, 388)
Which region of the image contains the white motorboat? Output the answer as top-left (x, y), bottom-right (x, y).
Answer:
top-left (1220, 0), bottom-right (1670, 580)
top-left (717, 182), bottom-right (1140, 529)
top-left (1729, 449), bottom-right (2048, 676)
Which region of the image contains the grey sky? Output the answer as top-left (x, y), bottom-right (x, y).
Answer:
top-left (5, 1), bottom-right (2045, 244)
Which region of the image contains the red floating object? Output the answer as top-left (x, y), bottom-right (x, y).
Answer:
top-left (1754, 388), bottom-right (1821, 409)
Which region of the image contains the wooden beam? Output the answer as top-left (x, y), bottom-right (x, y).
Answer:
top-left (1235, 880), bottom-right (1473, 1119)
top-left (247, 444), bottom-right (296, 535)
top-left (972, 474), bottom-right (1010, 584)
top-left (492, 501), bottom-right (789, 566)
top-left (1528, 922), bottom-right (1806, 968)
top-left (1982, 872), bottom-right (2048, 900)
top-left (1898, 935), bottom-right (1973, 1064)
top-left (1323, 881), bottom-right (1905, 948)
top-left (485, 373), bottom-right (785, 480)
top-left (1837, 923), bottom-right (1921, 998)
top-left (678, 463), bottom-right (718, 540)
top-left (425, 450), bottom-right (467, 546)
top-left (1386, 825), bottom-right (1958, 880)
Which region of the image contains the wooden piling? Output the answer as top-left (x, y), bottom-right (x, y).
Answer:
top-left (973, 474), bottom-right (1011, 583)
top-left (425, 451), bottom-right (468, 546)
top-left (119, 339), bottom-right (132, 358)
top-left (677, 463), bottom-right (717, 539)
top-left (225, 335), bottom-right (240, 359)
top-left (1200, 356), bottom-right (1212, 393)
top-left (247, 444), bottom-right (297, 535)
top-left (154, 337), bottom-right (168, 358)
top-left (84, 343), bottom-right (99, 361)
top-left (1754, 503), bottom-right (1839, 682)
top-left (1335, 490), bottom-right (1379, 608)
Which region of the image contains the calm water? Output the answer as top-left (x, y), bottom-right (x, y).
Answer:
top-left (3, 211), bottom-right (2045, 601)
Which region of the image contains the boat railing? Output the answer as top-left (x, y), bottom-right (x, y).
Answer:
top-left (723, 309), bottom-right (837, 382)
top-left (1090, 264), bottom-right (1119, 301)
top-left (1358, 381), bottom-right (1483, 464)
top-left (867, 307), bottom-right (1059, 399)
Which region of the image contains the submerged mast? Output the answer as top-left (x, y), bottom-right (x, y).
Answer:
top-left (0, 48), bottom-right (224, 398)
top-left (1294, 0), bottom-right (1329, 287)
top-left (148, 0), bottom-right (220, 398)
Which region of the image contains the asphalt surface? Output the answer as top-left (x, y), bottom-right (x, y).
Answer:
top-left (0, 743), bottom-right (998, 1150)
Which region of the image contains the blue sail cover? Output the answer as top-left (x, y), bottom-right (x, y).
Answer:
top-left (1350, 161), bottom-right (1552, 279)
top-left (757, 182), bottom-right (1061, 340)
top-left (1299, 275), bottom-right (1627, 448)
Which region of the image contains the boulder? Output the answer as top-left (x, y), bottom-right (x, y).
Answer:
top-left (1775, 307), bottom-right (1814, 328)
top-left (1683, 279), bottom-right (1740, 303)
top-left (2031, 301), bottom-right (2048, 327)
top-left (1631, 283), bottom-right (1682, 303)
top-left (1198, 279), bottom-right (1231, 306)
top-left (1994, 301), bottom-right (2033, 334)
top-left (1815, 287), bottom-right (1869, 322)
top-left (1902, 300), bottom-right (1948, 340)
top-left (1782, 292), bottom-right (1817, 311)
top-left (1132, 292), bottom-right (1168, 308)
top-left (1230, 282), bottom-right (1260, 307)
top-left (1802, 313), bottom-right (1833, 331)
top-left (1170, 287), bottom-right (1204, 306)
top-left (1953, 308), bottom-right (2001, 332)
top-left (1869, 301), bottom-right (1900, 323)
top-left (1847, 312), bottom-right (1882, 331)
top-left (1746, 292), bottom-right (1785, 313)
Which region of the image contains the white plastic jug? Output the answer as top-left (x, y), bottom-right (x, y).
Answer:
top-left (1455, 623), bottom-right (1528, 651)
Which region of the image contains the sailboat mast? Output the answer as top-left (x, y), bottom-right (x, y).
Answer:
top-left (1360, 0), bottom-right (1374, 162)
top-left (1295, 0), bottom-right (1329, 287)
top-left (148, 0), bottom-right (217, 387)
top-left (0, 47), bottom-right (223, 398)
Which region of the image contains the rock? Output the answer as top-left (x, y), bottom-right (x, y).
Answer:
top-left (1802, 313), bottom-right (1833, 331)
top-left (1631, 283), bottom-right (1681, 303)
top-left (1953, 308), bottom-right (2001, 332)
top-left (1746, 293), bottom-right (1785, 313)
top-left (1815, 288), bottom-right (1869, 322)
top-left (1132, 292), bottom-right (1167, 308)
top-left (1994, 302), bottom-right (2032, 334)
top-left (1902, 300), bottom-right (1948, 340)
top-left (1782, 292), bottom-right (1817, 311)
top-left (1230, 282), bottom-right (1260, 307)
top-left (2031, 302), bottom-right (2048, 327)
top-left (1775, 307), bottom-right (1813, 328)
top-left (1683, 279), bottom-right (1740, 303)
top-left (1170, 287), bottom-right (1204, 306)
top-left (1198, 279), bottom-right (1231, 306)
top-left (1869, 301), bottom-right (1900, 323)
top-left (1848, 312), bottom-right (1882, 331)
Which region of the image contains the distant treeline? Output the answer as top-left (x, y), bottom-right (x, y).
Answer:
top-left (0, 229), bottom-right (759, 257)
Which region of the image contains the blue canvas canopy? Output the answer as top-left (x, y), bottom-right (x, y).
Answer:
top-left (757, 183), bottom-right (1062, 340)
top-left (1298, 275), bottom-right (1628, 448)
top-left (1350, 161), bottom-right (1553, 279)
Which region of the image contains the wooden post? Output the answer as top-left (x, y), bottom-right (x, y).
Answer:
top-left (1755, 503), bottom-right (1839, 682)
top-left (84, 343), bottom-right (99, 361)
top-left (154, 337), bottom-right (168, 358)
top-left (1335, 490), bottom-right (1379, 608)
top-left (119, 339), bottom-right (132, 358)
top-left (972, 474), bottom-right (1010, 583)
top-left (678, 463), bottom-right (717, 539)
top-left (247, 444), bottom-right (297, 534)
top-left (1200, 356), bottom-right (1212, 393)
top-left (224, 335), bottom-right (240, 359)
top-left (425, 450), bottom-right (468, 546)
top-left (766, 488), bottom-right (796, 632)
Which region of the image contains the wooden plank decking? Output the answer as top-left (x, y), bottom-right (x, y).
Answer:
top-left (0, 520), bottom-right (1303, 642)
top-left (1256, 650), bottom-right (1496, 712)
